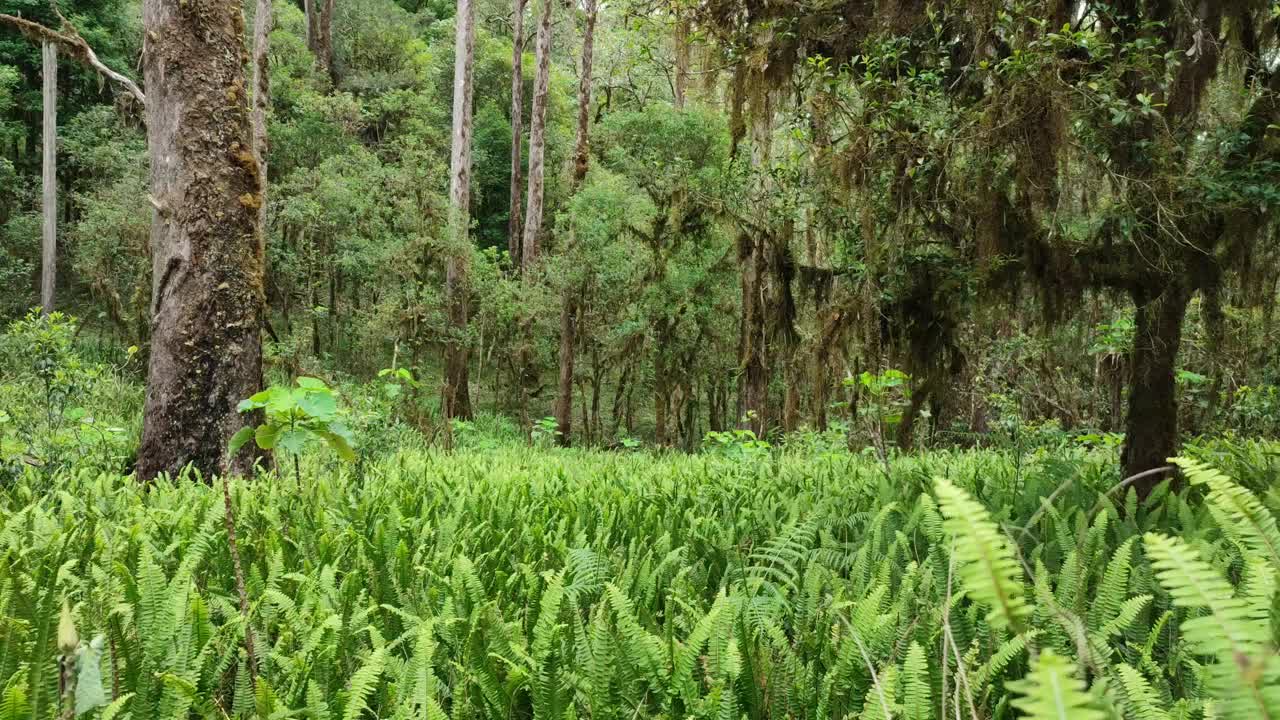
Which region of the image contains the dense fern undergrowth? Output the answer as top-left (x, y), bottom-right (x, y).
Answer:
top-left (3, 440), bottom-right (1280, 720)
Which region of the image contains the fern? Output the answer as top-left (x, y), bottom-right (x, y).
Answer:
top-left (1114, 664), bottom-right (1169, 720)
top-left (901, 641), bottom-right (931, 720)
top-left (935, 478), bottom-right (1029, 632)
top-left (1177, 458), bottom-right (1280, 572)
top-left (342, 648), bottom-right (385, 720)
top-left (1007, 650), bottom-right (1102, 720)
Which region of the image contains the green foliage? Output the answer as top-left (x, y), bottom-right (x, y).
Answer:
top-left (934, 476), bottom-right (1028, 632)
top-left (231, 376), bottom-right (357, 463)
top-left (1008, 651), bottom-right (1102, 720)
top-left (0, 311), bottom-right (138, 475)
top-left (2, 422), bottom-right (1278, 719)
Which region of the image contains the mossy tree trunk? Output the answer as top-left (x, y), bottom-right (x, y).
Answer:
top-left (1121, 283), bottom-right (1190, 496)
top-left (136, 0), bottom-right (265, 481)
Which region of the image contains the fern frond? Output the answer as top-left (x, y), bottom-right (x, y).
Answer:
top-left (1008, 650), bottom-right (1103, 720)
top-left (935, 478), bottom-right (1029, 632)
top-left (342, 648), bottom-right (385, 720)
top-left (1176, 458), bottom-right (1280, 572)
top-left (1114, 663), bottom-right (1169, 720)
top-left (901, 641), bottom-right (931, 720)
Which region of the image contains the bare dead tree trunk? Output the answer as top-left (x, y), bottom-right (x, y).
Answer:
top-left (41, 40), bottom-right (55, 315)
top-left (520, 0), bottom-right (552, 268)
top-left (553, 0), bottom-right (596, 446)
top-left (444, 0), bottom-right (477, 422)
top-left (508, 0), bottom-right (526, 269)
top-left (137, 0), bottom-right (266, 481)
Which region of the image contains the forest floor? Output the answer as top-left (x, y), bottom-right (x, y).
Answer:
top-left (3, 416), bottom-right (1280, 717)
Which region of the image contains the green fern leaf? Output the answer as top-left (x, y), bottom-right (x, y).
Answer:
top-left (935, 477), bottom-right (1029, 632)
top-left (1008, 650), bottom-right (1103, 720)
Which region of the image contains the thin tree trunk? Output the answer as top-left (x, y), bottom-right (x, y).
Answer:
top-left (508, 0), bottom-right (526, 268)
top-left (553, 0), bottom-right (596, 446)
top-left (590, 344), bottom-right (601, 440)
top-left (1122, 283), bottom-right (1190, 497)
top-left (738, 83), bottom-right (772, 437)
top-left (674, 10), bottom-right (689, 110)
top-left (137, 0), bottom-right (266, 481)
top-left (554, 296), bottom-right (576, 445)
top-left (40, 40), bottom-right (55, 315)
top-left (444, 0), bottom-right (477, 422)
top-left (571, 0), bottom-right (596, 185)
top-left (520, 0), bottom-right (552, 268)
top-left (611, 358), bottom-right (630, 437)
top-left (303, 0), bottom-right (319, 56)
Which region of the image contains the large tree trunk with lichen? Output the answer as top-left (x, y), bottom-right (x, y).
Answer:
top-left (251, 0), bottom-right (271, 252)
top-left (1121, 283), bottom-right (1190, 497)
top-left (553, 0), bottom-right (596, 447)
top-left (137, 0), bottom-right (265, 482)
top-left (444, 0), bottom-right (476, 422)
top-left (520, 0), bottom-right (551, 268)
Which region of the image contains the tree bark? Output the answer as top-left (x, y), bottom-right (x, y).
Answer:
top-left (444, 0), bottom-right (477, 422)
top-left (319, 0), bottom-right (337, 85)
top-left (1121, 283), bottom-right (1190, 497)
top-left (674, 10), bottom-right (689, 110)
top-left (554, 296), bottom-right (576, 445)
top-left (40, 41), bottom-right (55, 315)
top-left (508, 0), bottom-right (526, 268)
top-left (571, 0), bottom-right (596, 188)
top-left (520, 0), bottom-right (552, 269)
top-left (553, 0), bottom-right (597, 446)
top-left (137, 0), bottom-right (266, 482)
top-left (251, 0), bottom-right (271, 261)
top-left (738, 83), bottom-right (772, 436)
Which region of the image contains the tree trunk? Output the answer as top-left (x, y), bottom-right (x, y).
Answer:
top-left (444, 0), bottom-right (477, 422)
top-left (674, 10), bottom-right (689, 110)
top-left (654, 359), bottom-right (669, 446)
top-left (571, 0), bottom-right (596, 187)
top-left (554, 295), bottom-right (576, 445)
top-left (739, 232), bottom-right (768, 435)
top-left (738, 84), bottom-right (772, 436)
top-left (1121, 283), bottom-right (1190, 497)
top-left (319, 0), bottom-right (337, 84)
top-left (520, 0), bottom-right (552, 268)
top-left (507, 0), bottom-right (526, 268)
top-left (553, 0), bottom-right (596, 447)
top-left (303, 0), bottom-right (319, 58)
top-left (40, 40), bottom-right (55, 315)
top-left (137, 0), bottom-right (265, 481)
top-left (251, 0), bottom-right (271, 250)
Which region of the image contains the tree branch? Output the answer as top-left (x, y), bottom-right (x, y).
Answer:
top-left (0, 13), bottom-right (146, 106)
